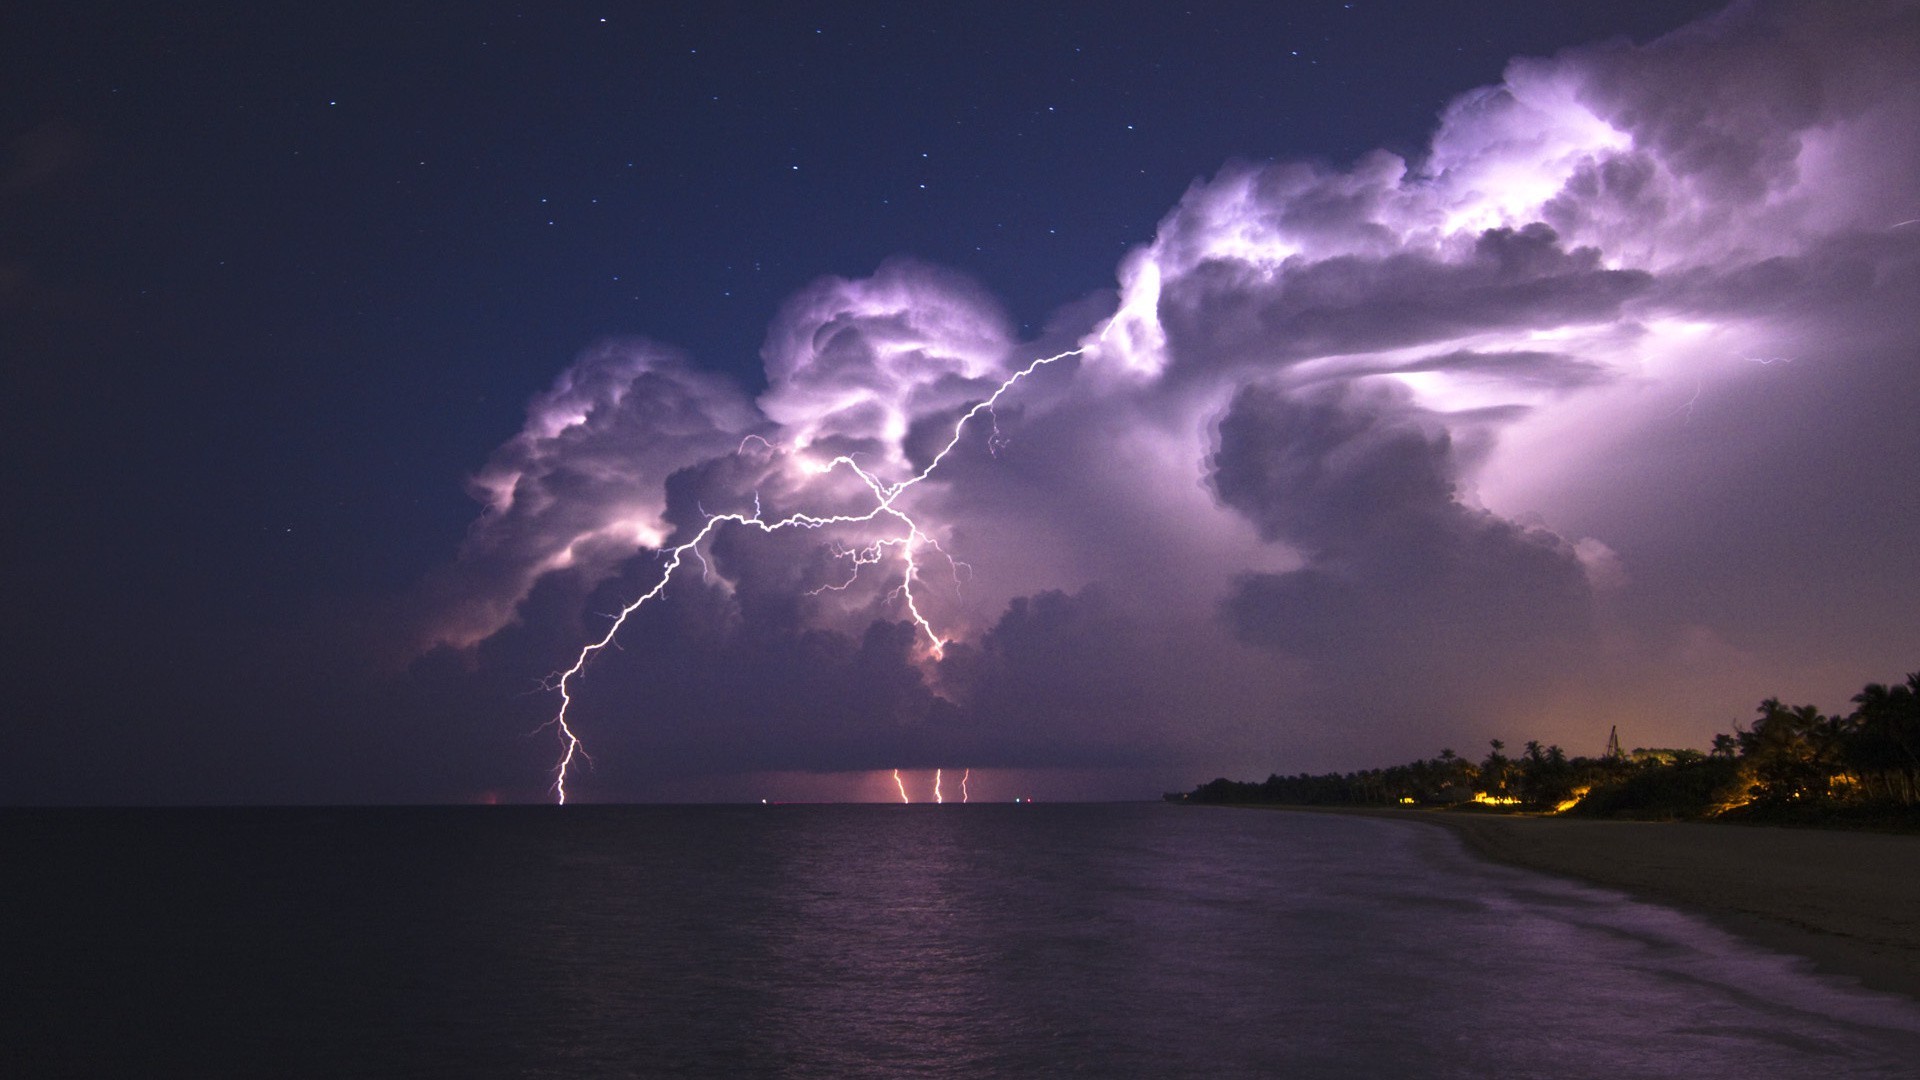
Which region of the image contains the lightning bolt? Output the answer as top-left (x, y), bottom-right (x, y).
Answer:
top-left (892, 768), bottom-right (910, 804)
top-left (933, 768), bottom-right (943, 804)
top-left (1666, 380), bottom-right (1702, 423)
top-left (961, 767), bottom-right (970, 803)
top-left (539, 319), bottom-right (1119, 803)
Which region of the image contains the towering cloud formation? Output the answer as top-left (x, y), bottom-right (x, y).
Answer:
top-left (759, 259), bottom-right (1021, 466)
top-left (420, 1), bottom-right (1920, 796)
top-left (416, 344), bottom-right (761, 651)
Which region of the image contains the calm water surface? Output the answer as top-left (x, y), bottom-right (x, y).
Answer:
top-left (6, 803), bottom-right (1919, 1078)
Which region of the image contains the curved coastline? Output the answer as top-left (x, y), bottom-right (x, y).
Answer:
top-left (1273, 807), bottom-right (1920, 1002)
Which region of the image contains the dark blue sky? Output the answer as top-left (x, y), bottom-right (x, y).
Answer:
top-left (5, 2), bottom-right (1716, 597)
top-left (16, 0), bottom-right (1912, 805)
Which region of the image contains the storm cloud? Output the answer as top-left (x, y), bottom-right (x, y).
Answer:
top-left (1209, 380), bottom-right (1596, 690)
top-left (417, 0), bottom-right (1920, 799)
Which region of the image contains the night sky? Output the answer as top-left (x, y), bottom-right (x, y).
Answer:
top-left (5, 1), bottom-right (1916, 804)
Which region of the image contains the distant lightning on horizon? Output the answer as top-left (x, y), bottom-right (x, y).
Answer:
top-left (540, 322), bottom-right (1124, 803)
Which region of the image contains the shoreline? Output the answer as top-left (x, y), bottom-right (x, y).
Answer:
top-left (1287, 807), bottom-right (1920, 1002)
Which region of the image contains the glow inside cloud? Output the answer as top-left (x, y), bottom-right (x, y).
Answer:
top-left (419, 0), bottom-right (1920, 797)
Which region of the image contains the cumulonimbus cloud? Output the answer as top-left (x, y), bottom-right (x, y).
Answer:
top-left (417, 0), bottom-right (1920, 788)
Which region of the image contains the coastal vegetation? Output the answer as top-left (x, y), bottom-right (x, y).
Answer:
top-left (1178, 671), bottom-right (1920, 826)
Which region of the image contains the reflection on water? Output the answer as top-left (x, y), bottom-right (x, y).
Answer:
top-left (6, 804), bottom-right (1920, 1078)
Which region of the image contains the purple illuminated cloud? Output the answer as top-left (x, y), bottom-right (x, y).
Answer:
top-left (418, 0), bottom-right (1920, 796)
top-left (411, 343), bottom-right (761, 652)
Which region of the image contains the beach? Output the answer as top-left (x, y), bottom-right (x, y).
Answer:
top-left (1342, 810), bottom-right (1920, 1002)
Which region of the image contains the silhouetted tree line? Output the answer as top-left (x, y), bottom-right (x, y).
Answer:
top-left (1175, 671), bottom-right (1920, 822)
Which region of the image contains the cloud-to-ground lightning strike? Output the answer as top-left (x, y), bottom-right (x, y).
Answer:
top-left (892, 769), bottom-right (910, 804)
top-left (542, 335), bottom-right (1104, 802)
top-left (933, 768), bottom-right (943, 804)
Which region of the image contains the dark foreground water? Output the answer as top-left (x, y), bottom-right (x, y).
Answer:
top-left (5, 804), bottom-right (1919, 1078)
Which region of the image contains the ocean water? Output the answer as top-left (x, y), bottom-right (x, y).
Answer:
top-left (5, 803), bottom-right (1919, 1078)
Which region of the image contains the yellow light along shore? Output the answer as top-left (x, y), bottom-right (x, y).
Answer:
top-left (1299, 808), bottom-right (1920, 1002)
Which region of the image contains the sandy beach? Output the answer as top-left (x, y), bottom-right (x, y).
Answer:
top-left (1331, 809), bottom-right (1920, 1001)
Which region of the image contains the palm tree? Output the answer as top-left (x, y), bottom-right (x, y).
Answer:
top-left (1850, 676), bottom-right (1920, 804)
top-left (1739, 698), bottom-right (1837, 803)
top-left (1479, 740), bottom-right (1515, 803)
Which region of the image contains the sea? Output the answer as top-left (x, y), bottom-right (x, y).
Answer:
top-left (5, 803), bottom-right (1919, 1078)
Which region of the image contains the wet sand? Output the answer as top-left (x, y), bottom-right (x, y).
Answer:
top-left (1334, 809), bottom-right (1920, 1001)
